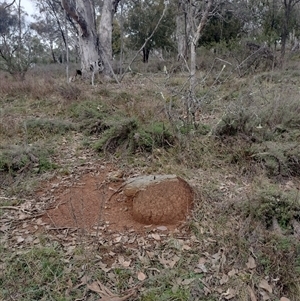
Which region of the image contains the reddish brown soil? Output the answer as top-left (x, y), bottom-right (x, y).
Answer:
top-left (40, 164), bottom-right (187, 233)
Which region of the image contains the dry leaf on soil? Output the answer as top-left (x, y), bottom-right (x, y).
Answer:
top-left (259, 279), bottom-right (272, 293)
top-left (156, 226), bottom-right (168, 231)
top-left (118, 255), bottom-right (131, 268)
top-left (228, 268), bottom-right (238, 277)
top-left (247, 286), bottom-right (257, 301)
top-left (260, 290), bottom-right (270, 300)
top-left (220, 274), bottom-right (229, 285)
top-left (151, 233), bottom-right (161, 241)
top-left (181, 278), bottom-right (195, 286)
top-left (246, 256), bottom-right (257, 269)
top-left (88, 280), bottom-right (135, 301)
top-left (221, 288), bottom-right (236, 300)
top-left (195, 263), bottom-right (207, 273)
top-left (280, 297), bottom-right (290, 301)
top-left (137, 272), bottom-right (146, 281)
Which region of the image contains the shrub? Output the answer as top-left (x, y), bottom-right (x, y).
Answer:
top-left (245, 184), bottom-right (300, 231)
top-left (25, 118), bottom-right (76, 138)
top-left (0, 144), bottom-right (56, 176)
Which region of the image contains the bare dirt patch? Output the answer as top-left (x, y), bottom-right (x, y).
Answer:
top-left (40, 163), bottom-right (192, 233)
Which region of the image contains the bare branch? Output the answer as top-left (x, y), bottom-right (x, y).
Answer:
top-left (119, 2), bottom-right (169, 82)
top-left (4, 0), bottom-right (16, 9)
top-left (192, 0), bottom-right (214, 47)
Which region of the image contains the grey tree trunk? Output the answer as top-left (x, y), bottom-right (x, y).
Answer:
top-left (98, 0), bottom-right (113, 76)
top-left (185, 0), bottom-right (213, 125)
top-left (61, 0), bottom-right (98, 77)
top-left (190, 0), bottom-right (213, 98)
top-left (176, 1), bottom-right (189, 61)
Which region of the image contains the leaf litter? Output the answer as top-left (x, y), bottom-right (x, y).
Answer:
top-left (1, 145), bottom-right (299, 300)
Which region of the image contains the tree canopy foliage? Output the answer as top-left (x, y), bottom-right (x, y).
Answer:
top-left (124, 0), bottom-right (175, 62)
top-left (0, 2), bottom-right (35, 79)
top-left (1, 0), bottom-right (300, 80)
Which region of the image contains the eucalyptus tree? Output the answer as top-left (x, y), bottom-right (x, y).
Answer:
top-left (279, 0), bottom-right (300, 65)
top-left (188, 0), bottom-right (214, 98)
top-left (30, 0), bottom-right (80, 64)
top-left (0, 1), bottom-right (34, 79)
top-left (60, 0), bottom-right (120, 78)
top-left (176, 0), bottom-right (189, 61)
top-left (124, 0), bottom-right (175, 63)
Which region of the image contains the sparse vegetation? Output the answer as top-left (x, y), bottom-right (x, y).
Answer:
top-left (1, 54), bottom-right (300, 301)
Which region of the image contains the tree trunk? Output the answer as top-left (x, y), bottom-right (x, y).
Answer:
top-left (187, 0), bottom-right (213, 125)
top-left (176, 1), bottom-right (188, 60)
top-left (280, 1), bottom-right (291, 68)
top-left (61, 0), bottom-right (98, 77)
top-left (190, 0), bottom-right (213, 98)
top-left (98, 0), bottom-right (113, 76)
top-left (143, 47), bottom-right (150, 63)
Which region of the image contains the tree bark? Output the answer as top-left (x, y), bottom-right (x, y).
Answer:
top-left (98, 0), bottom-right (113, 76)
top-left (142, 47), bottom-right (150, 63)
top-left (280, 0), bottom-right (300, 67)
top-left (176, 1), bottom-right (189, 60)
top-left (61, 0), bottom-right (98, 76)
top-left (190, 0), bottom-right (213, 99)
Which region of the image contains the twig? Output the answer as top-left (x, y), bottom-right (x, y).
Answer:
top-left (0, 206), bottom-right (20, 210)
top-left (119, 2), bottom-right (169, 82)
top-left (4, 0), bottom-right (16, 9)
top-left (105, 179), bottom-right (136, 203)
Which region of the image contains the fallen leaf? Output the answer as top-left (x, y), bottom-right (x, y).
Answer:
top-left (88, 280), bottom-right (135, 301)
top-left (259, 279), bottom-right (272, 293)
top-left (87, 281), bottom-right (102, 294)
top-left (181, 278), bottom-right (195, 285)
top-left (220, 274), bottom-right (229, 285)
top-left (118, 256), bottom-right (131, 268)
top-left (157, 226), bottom-right (168, 231)
top-left (221, 288), bottom-right (236, 300)
top-left (196, 263), bottom-right (207, 273)
top-left (246, 256), bottom-right (257, 269)
top-left (280, 298), bottom-right (290, 301)
top-left (137, 272), bottom-right (146, 281)
top-left (182, 244), bottom-right (191, 251)
top-left (260, 291), bottom-right (270, 300)
top-left (16, 236), bottom-right (24, 243)
top-left (99, 262), bottom-right (111, 273)
top-left (67, 278), bottom-right (73, 288)
top-left (228, 268), bottom-right (238, 277)
top-left (151, 233), bottom-right (161, 241)
top-left (19, 213), bottom-right (28, 220)
top-left (247, 286), bottom-right (257, 301)
top-left (212, 252), bottom-right (221, 261)
top-left (198, 257), bottom-right (206, 264)
top-left (171, 284), bottom-right (179, 293)
top-left (169, 255), bottom-right (180, 268)
top-left (114, 236), bottom-right (122, 243)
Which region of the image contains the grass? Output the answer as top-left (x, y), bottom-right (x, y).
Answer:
top-left (1, 54), bottom-right (300, 300)
top-left (1, 245), bottom-right (67, 300)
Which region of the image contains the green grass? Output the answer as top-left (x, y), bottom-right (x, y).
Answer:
top-left (1, 61), bottom-right (300, 300)
top-left (1, 246), bottom-right (69, 301)
top-left (0, 143), bottom-right (56, 175)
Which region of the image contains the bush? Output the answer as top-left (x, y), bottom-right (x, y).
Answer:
top-left (25, 118), bottom-right (76, 138)
top-left (245, 184), bottom-right (300, 231)
top-left (93, 119), bottom-right (176, 155)
top-left (134, 122), bottom-right (175, 152)
top-left (0, 144), bottom-right (56, 176)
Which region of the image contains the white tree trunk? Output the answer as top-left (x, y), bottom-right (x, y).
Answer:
top-left (189, 0), bottom-right (213, 99)
top-left (98, 0), bottom-right (113, 76)
top-left (61, 0), bottom-right (98, 77)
